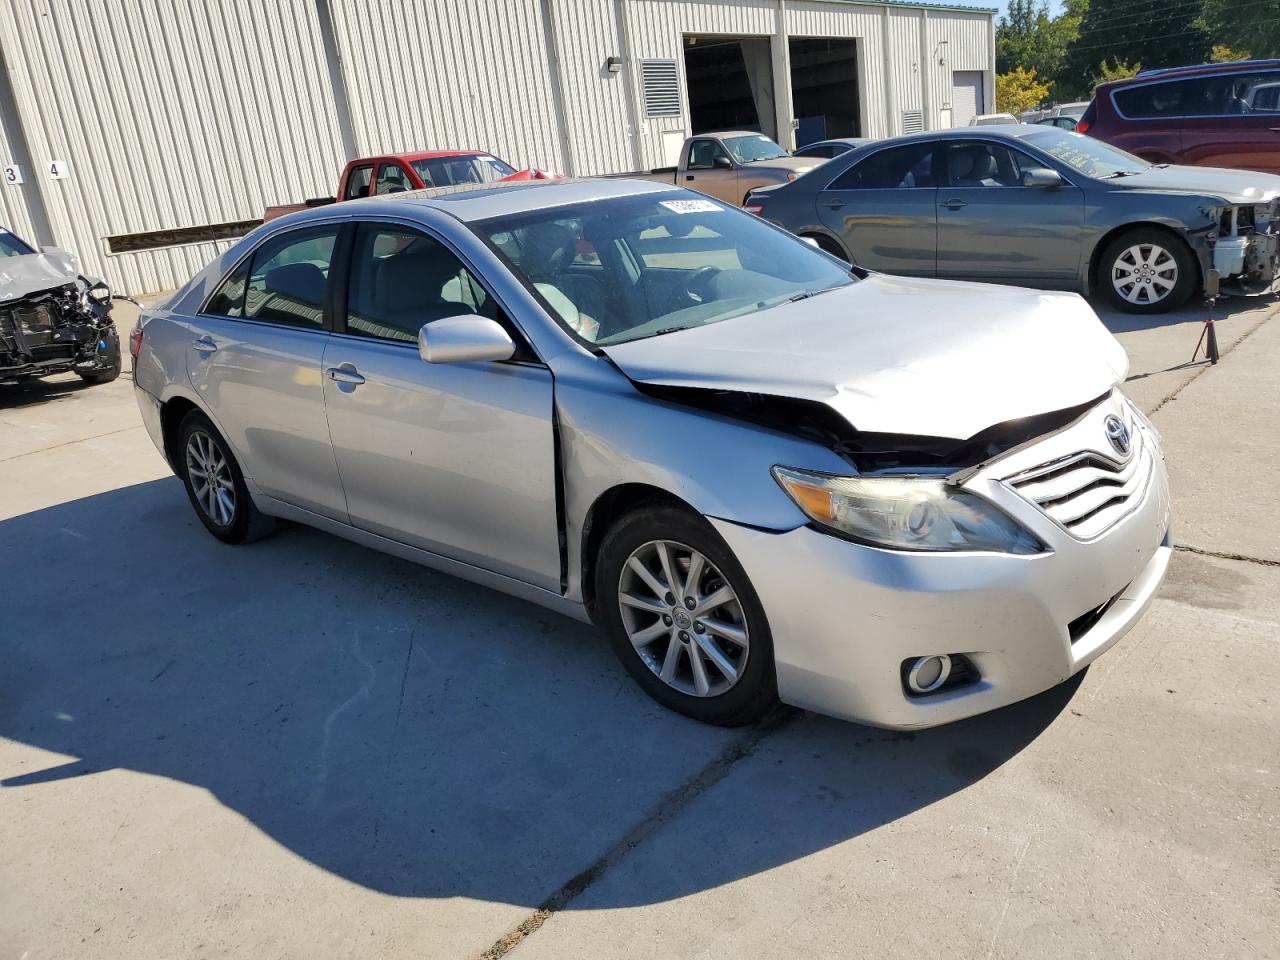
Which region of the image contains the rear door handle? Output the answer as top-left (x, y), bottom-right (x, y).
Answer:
top-left (943, 199), bottom-right (968, 211)
top-left (326, 366), bottom-right (365, 385)
top-left (191, 336), bottom-right (218, 354)
top-left (820, 197), bottom-right (845, 209)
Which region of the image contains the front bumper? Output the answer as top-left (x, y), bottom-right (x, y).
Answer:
top-left (714, 394), bottom-right (1172, 729)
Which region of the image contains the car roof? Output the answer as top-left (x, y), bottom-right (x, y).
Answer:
top-left (1110, 59), bottom-right (1280, 87)
top-left (800, 138), bottom-right (871, 148)
top-left (363, 149), bottom-right (495, 163)
top-left (849, 124), bottom-right (1048, 147)
top-left (281, 177), bottom-right (684, 226)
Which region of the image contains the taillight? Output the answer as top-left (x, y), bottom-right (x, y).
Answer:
top-left (743, 203), bottom-right (764, 216)
top-left (129, 326), bottom-right (144, 360)
top-left (1076, 119), bottom-right (1091, 134)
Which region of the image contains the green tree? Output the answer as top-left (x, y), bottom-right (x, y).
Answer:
top-left (996, 66), bottom-right (1054, 115)
top-left (1210, 43), bottom-right (1250, 62)
top-left (1201, 0), bottom-right (1278, 59)
top-left (1095, 58), bottom-right (1142, 84)
top-left (1065, 0), bottom-right (1210, 93)
top-left (997, 0), bottom-right (1086, 91)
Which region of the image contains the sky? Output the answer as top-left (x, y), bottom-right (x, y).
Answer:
top-left (945, 0), bottom-right (1065, 19)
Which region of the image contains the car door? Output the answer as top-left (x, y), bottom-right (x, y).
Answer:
top-left (1175, 70), bottom-right (1280, 175)
top-left (185, 224), bottom-right (348, 521)
top-left (935, 139), bottom-right (1085, 285)
top-left (816, 141), bottom-right (938, 275)
top-left (320, 220), bottom-right (561, 591)
top-left (683, 139), bottom-right (739, 204)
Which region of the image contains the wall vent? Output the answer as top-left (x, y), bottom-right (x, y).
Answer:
top-left (640, 59), bottom-right (681, 117)
top-left (901, 110), bottom-right (925, 133)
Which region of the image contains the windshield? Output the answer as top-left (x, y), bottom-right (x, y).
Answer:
top-left (1023, 128), bottom-right (1150, 178)
top-left (0, 229), bottom-right (34, 258)
top-left (410, 154), bottom-right (518, 187)
top-left (723, 134), bottom-right (789, 164)
top-left (472, 193), bottom-right (853, 346)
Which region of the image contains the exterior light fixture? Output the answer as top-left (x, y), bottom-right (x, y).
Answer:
top-left (606, 56), bottom-right (623, 73)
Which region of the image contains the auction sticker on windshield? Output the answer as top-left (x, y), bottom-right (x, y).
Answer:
top-left (660, 199), bottom-right (723, 214)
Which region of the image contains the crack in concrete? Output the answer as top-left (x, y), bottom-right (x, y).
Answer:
top-left (1173, 543), bottom-right (1280, 568)
top-left (478, 706), bottom-right (798, 959)
top-left (1147, 305), bottom-right (1273, 417)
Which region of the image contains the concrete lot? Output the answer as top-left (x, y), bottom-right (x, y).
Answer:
top-left (1, 292), bottom-right (1277, 960)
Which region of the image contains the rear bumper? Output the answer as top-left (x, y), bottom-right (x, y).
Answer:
top-left (134, 382), bottom-right (170, 469)
top-left (713, 395), bottom-right (1173, 729)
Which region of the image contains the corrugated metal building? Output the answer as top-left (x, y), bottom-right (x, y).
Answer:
top-left (0, 0), bottom-right (994, 294)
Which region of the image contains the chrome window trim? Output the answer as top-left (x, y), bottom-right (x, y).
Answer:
top-left (1108, 68), bottom-right (1280, 121)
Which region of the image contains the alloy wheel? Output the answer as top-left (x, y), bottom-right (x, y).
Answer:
top-left (1111, 243), bottom-right (1178, 306)
top-left (617, 539), bottom-right (750, 698)
top-left (185, 429), bottom-right (236, 527)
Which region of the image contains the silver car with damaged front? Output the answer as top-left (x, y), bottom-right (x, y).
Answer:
top-left (131, 178), bottom-right (1171, 729)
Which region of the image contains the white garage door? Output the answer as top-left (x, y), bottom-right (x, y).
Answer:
top-left (952, 71), bottom-right (984, 127)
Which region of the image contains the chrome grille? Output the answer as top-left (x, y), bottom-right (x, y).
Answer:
top-left (1003, 412), bottom-right (1154, 540)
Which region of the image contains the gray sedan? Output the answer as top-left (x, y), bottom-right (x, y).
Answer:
top-left (749, 125), bottom-right (1280, 313)
top-left (132, 178), bottom-right (1171, 729)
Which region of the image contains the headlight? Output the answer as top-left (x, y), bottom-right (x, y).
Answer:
top-left (773, 467), bottom-right (1044, 554)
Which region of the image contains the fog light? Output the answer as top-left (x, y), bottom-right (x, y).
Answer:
top-left (906, 654), bottom-right (951, 694)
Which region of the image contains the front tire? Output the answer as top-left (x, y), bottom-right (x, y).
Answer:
top-left (1099, 228), bottom-right (1195, 314)
top-left (595, 506), bottom-right (777, 726)
top-left (177, 410), bottom-right (275, 544)
top-left (76, 328), bottom-right (122, 384)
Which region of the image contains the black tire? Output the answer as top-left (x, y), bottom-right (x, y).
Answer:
top-left (76, 327), bottom-right (122, 384)
top-left (177, 410), bottom-right (275, 544)
top-left (805, 233), bottom-right (851, 263)
top-left (1098, 227), bottom-right (1196, 314)
top-left (595, 505), bottom-right (777, 726)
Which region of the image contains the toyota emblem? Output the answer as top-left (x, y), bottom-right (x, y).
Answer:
top-left (1104, 414), bottom-right (1131, 457)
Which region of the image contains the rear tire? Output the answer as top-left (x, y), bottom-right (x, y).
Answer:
top-left (177, 410), bottom-right (275, 544)
top-left (595, 505), bottom-right (777, 726)
top-left (1098, 227), bottom-right (1195, 314)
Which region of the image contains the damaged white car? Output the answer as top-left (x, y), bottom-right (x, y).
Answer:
top-left (0, 226), bottom-right (122, 386)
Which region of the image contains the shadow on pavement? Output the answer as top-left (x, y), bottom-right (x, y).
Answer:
top-left (0, 479), bottom-right (1077, 910)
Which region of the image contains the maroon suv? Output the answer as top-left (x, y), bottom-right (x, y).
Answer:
top-left (1081, 60), bottom-right (1280, 174)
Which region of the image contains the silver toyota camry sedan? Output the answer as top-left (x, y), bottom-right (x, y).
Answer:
top-left (131, 178), bottom-right (1172, 729)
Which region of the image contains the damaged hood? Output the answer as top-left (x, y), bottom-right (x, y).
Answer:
top-left (1110, 164), bottom-right (1280, 204)
top-left (603, 273), bottom-right (1127, 440)
top-left (0, 247), bottom-right (84, 304)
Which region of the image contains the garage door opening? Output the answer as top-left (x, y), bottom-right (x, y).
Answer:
top-left (683, 35), bottom-right (777, 139)
top-left (789, 37), bottom-right (861, 147)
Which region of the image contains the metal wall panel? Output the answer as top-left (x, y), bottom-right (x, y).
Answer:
top-left (550, 0), bottom-right (636, 175)
top-left (926, 10), bottom-right (993, 125)
top-left (328, 0), bottom-right (568, 175)
top-left (0, 0), bottom-right (348, 294)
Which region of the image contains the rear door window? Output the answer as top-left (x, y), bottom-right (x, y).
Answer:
top-left (375, 162), bottom-right (411, 195)
top-left (1115, 71), bottom-right (1280, 118)
top-left (343, 164), bottom-right (373, 200)
top-left (829, 143), bottom-right (935, 189)
top-left (242, 228), bottom-right (338, 327)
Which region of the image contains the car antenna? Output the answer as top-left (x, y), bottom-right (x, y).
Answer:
top-left (1191, 269), bottom-right (1220, 365)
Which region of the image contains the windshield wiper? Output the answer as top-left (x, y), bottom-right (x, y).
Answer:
top-left (1099, 170), bottom-right (1143, 179)
top-left (778, 282), bottom-right (852, 306)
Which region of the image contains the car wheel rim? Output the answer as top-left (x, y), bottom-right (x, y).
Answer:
top-left (185, 430), bottom-right (236, 527)
top-left (617, 539), bottom-right (749, 698)
top-left (1112, 243), bottom-right (1177, 305)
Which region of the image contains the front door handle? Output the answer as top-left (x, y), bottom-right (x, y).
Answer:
top-left (685, 174), bottom-right (695, 181)
top-left (192, 336), bottom-right (218, 354)
top-left (326, 366), bottom-right (365, 385)
top-left (943, 198), bottom-right (968, 211)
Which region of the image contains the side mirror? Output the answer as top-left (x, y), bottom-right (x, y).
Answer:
top-left (1022, 166), bottom-right (1064, 188)
top-left (418, 314), bottom-right (515, 364)
top-left (713, 155), bottom-right (733, 169)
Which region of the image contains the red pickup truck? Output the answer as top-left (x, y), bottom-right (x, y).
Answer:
top-left (264, 150), bottom-right (557, 221)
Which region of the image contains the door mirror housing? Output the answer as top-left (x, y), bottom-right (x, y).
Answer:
top-left (1022, 166), bottom-right (1064, 188)
top-left (713, 155), bottom-right (733, 169)
top-left (418, 314), bottom-right (515, 364)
